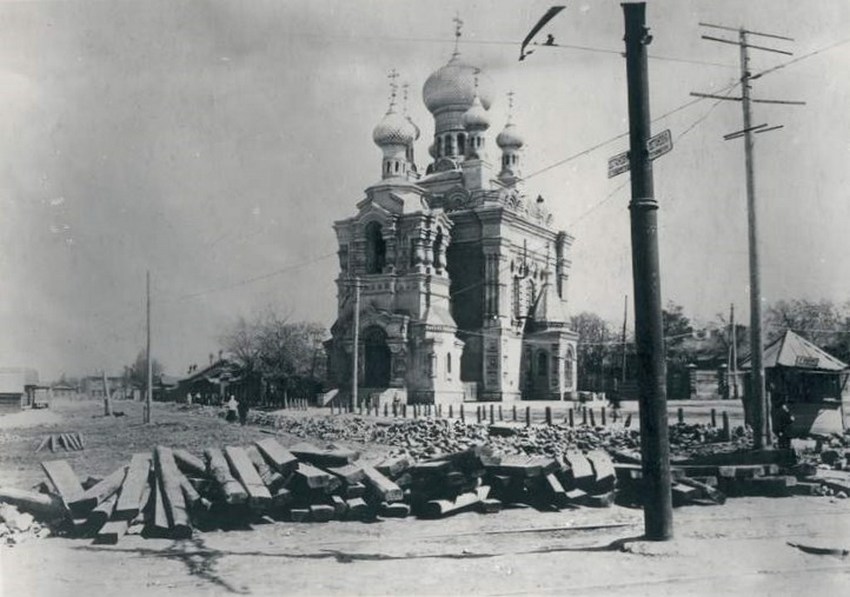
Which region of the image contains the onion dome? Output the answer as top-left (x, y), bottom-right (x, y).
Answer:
top-left (496, 122), bottom-right (524, 149)
top-left (462, 94), bottom-right (490, 130)
top-left (423, 55), bottom-right (494, 114)
top-left (373, 109), bottom-right (417, 147)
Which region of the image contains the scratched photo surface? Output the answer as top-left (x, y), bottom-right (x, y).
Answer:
top-left (1, 1), bottom-right (849, 596)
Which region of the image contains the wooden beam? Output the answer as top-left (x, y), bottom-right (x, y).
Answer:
top-left (173, 449), bottom-right (206, 478)
top-left (361, 466), bottom-right (403, 503)
top-left (254, 438), bottom-right (298, 475)
top-left (114, 453), bottom-right (152, 520)
top-left (72, 466), bottom-right (128, 517)
top-left (0, 486), bottom-right (65, 519)
top-left (204, 448), bottom-right (248, 505)
top-left (246, 445), bottom-right (284, 490)
top-left (154, 446), bottom-right (192, 538)
top-left (224, 446), bottom-right (272, 510)
top-left (290, 442), bottom-right (359, 468)
top-left (95, 519), bottom-right (129, 545)
top-left (294, 462), bottom-right (332, 490)
top-left (41, 460), bottom-right (87, 514)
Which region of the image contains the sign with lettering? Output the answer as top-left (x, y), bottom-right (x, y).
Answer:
top-left (607, 129), bottom-right (673, 178)
top-left (795, 355), bottom-right (820, 368)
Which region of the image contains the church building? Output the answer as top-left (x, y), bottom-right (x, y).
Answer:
top-left (326, 26), bottom-right (578, 405)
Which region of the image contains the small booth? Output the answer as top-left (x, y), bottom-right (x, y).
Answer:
top-left (741, 330), bottom-right (848, 436)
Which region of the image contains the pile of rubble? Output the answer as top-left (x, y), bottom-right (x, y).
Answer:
top-left (0, 503), bottom-right (52, 545)
top-left (248, 411), bottom-right (746, 462)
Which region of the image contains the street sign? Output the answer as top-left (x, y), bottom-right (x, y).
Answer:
top-left (607, 129), bottom-right (673, 178)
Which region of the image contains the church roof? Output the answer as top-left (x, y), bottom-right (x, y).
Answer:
top-left (422, 53), bottom-right (493, 114)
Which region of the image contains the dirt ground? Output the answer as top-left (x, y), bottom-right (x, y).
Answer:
top-left (1, 399), bottom-right (849, 596)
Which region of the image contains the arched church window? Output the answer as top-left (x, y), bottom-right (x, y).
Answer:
top-left (433, 227), bottom-right (444, 271)
top-left (537, 351), bottom-right (548, 377)
top-left (457, 133), bottom-right (466, 155)
top-left (365, 221), bottom-right (386, 274)
top-left (394, 161), bottom-right (400, 173)
top-left (446, 353), bottom-right (452, 375)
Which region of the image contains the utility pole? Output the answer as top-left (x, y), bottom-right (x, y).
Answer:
top-left (351, 276), bottom-right (361, 411)
top-left (145, 270), bottom-right (152, 424)
top-left (692, 23), bottom-right (803, 449)
top-left (621, 294), bottom-right (628, 383)
top-left (730, 303), bottom-right (739, 401)
top-left (101, 370), bottom-right (112, 416)
top-left (622, 2), bottom-right (673, 541)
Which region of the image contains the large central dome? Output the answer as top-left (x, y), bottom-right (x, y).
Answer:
top-left (422, 54), bottom-right (494, 115)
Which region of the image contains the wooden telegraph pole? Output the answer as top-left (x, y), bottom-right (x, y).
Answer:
top-left (621, 295), bottom-right (628, 383)
top-left (145, 270), bottom-right (152, 424)
top-left (692, 23), bottom-right (803, 449)
top-left (730, 303), bottom-right (739, 401)
top-left (622, 2), bottom-right (673, 540)
top-left (351, 276), bottom-right (361, 412)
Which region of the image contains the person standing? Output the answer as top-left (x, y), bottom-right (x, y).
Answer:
top-left (226, 395), bottom-right (239, 423)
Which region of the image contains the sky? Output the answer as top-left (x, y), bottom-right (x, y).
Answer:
top-left (1, 0), bottom-right (849, 381)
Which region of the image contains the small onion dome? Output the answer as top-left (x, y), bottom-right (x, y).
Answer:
top-left (423, 55), bottom-right (494, 114)
top-left (373, 109), bottom-right (417, 146)
top-left (462, 94), bottom-right (489, 130)
top-left (496, 122), bottom-right (524, 149)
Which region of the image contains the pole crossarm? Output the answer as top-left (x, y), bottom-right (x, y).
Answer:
top-left (699, 22), bottom-right (794, 42)
top-left (701, 35), bottom-right (793, 55)
top-left (690, 91), bottom-right (743, 102)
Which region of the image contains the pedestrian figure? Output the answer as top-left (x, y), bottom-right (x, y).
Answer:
top-left (773, 402), bottom-right (795, 449)
top-left (226, 395), bottom-right (239, 423)
top-left (238, 398), bottom-right (250, 425)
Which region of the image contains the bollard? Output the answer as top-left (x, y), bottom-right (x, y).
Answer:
top-left (490, 404), bottom-right (495, 425)
top-left (414, 404), bottom-right (419, 419)
top-left (711, 408), bottom-right (717, 428)
top-left (476, 406), bottom-right (481, 423)
top-left (569, 408), bottom-right (574, 427)
top-left (512, 404), bottom-right (517, 422)
top-left (525, 406), bottom-right (531, 427)
top-left (402, 404), bottom-right (407, 418)
top-left (601, 407), bottom-right (607, 426)
top-left (722, 411), bottom-right (730, 440)
top-left (449, 404), bottom-right (454, 419)
top-left (677, 407), bottom-right (684, 424)
top-left (392, 403), bottom-right (397, 417)
top-left (499, 405), bottom-right (503, 421)
top-left (545, 406), bottom-right (552, 426)
top-left (460, 404), bottom-right (465, 422)
top-left (625, 413), bottom-right (632, 428)
top-left (375, 403), bottom-right (380, 416)
top-left (437, 404), bottom-right (442, 418)
top-left (582, 408), bottom-right (588, 426)
top-left (590, 409), bottom-right (596, 427)
top-left (384, 403), bottom-right (388, 417)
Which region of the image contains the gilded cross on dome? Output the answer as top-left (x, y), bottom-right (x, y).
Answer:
top-left (452, 13), bottom-right (464, 56)
top-left (387, 68), bottom-right (399, 111)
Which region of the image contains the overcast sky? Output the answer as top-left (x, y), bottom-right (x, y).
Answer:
top-left (1, 0), bottom-right (849, 381)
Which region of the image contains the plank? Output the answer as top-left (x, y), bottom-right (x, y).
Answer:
top-left (422, 490), bottom-right (481, 518)
top-left (72, 466), bottom-right (128, 517)
top-left (86, 492), bottom-right (119, 531)
top-left (34, 435), bottom-right (50, 453)
top-left (345, 497), bottom-right (369, 519)
top-left (309, 504), bottom-right (334, 522)
top-left (361, 466), bottom-right (403, 503)
top-left (543, 473), bottom-right (570, 509)
top-left (563, 451), bottom-right (594, 482)
top-left (344, 482), bottom-right (366, 499)
top-left (246, 445), bottom-right (284, 490)
top-left (155, 446), bottom-right (192, 538)
top-left (330, 495), bottom-right (348, 517)
top-left (95, 520), bottom-right (129, 545)
top-left (294, 462), bottom-right (332, 490)
top-left (409, 460), bottom-right (453, 476)
top-left (290, 442), bottom-right (359, 468)
top-left (375, 456), bottom-right (410, 479)
top-left (0, 486), bottom-right (65, 519)
top-left (326, 463), bottom-right (365, 484)
top-left (289, 508), bottom-right (310, 522)
top-left (380, 502), bottom-right (410, 518)
top-left (254, 438), bottom-right (299, 475)
top-left (41, 460), bottom-right (86, 514)
top-left (204, 448), bottom-right (248, 505)
top-left (224, 446), bottom-right (272, 509)
top-left (173, 449), bottom-right (206, 478)
top-left (179, 475), bottom-right (210, 511)
top-left (75, 433), bottom-right (86, 449)
top-left (115, 453), bottom-right (152, 520)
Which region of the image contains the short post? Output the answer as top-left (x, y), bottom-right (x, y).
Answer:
top-left (601, 407), bottom-right (607, 426)
top-left (489, 404), bottom-right (495, 424)
top-left (711, 408), bottom-right (717, 427)
top-left (545, 406), bottom-right (552, 426)
top-left (677, 407), bottom-right (684, 424)
top-left (582, 408), bottom-right (588, 426)
top-left (449, 404), bottom-right (454, 419)
top-left (392, 403), bottom-right (397, 417)
top-left (402, 404), bottom-right (407, 418)
top-left (476, 406), bottom-right (481, 423)
top-left (460, 404), bottom-right (465, 422)
top-left (384, 403), bottom-right (388, 417)
top-left (612, 409), bottom-right (619, 423)
top-left (499, 405), bottom-right (503, 421)
top-left (512, 404), bottom-right (517, 421)
top-left (525, 406), bottom-right (531, 427)
top-left (625, 413), bottom-right (632, 428)
top-left (414, 404), bottom-right (418, 419)
top-left (590, 409), bottom-right (596, 427)
top-left (358, 404), bottom-right (363, 416)
top-left (569, 408), bottom-right (574, 427)
top-left (722, 411), bottom-right (731, 440)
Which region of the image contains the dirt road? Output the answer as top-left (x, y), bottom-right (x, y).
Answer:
top-left (3, 496), bottom-right (849, 596)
